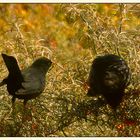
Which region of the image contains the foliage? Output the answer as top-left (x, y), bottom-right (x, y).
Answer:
top-left (0, 4), bottom-right (139, 136)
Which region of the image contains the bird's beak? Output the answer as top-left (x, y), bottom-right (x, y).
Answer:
top-left (51, 61), bottom-right (65, 70)
top-left (51, 61), bottom-right (55, 65)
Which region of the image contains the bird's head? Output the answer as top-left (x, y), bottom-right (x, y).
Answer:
top-left (32, 57), bottom-right (52, 73)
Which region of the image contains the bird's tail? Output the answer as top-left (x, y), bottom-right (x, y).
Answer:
top-left (1, 53), bottom-right (24, 82)
top-left (2, 53), bottom-right (21, 74)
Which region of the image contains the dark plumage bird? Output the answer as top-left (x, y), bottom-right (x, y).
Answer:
top-left (87, 54), bottom-right (130, 109)
top-left (0, 53), bottom-right (52, 106)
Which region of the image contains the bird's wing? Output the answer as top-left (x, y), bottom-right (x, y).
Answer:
top-left (15, 69), bottom-right (45, 95)
top-left (15, 81), bottom-right (43, 95)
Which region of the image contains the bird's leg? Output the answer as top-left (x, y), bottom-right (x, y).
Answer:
top-left (23, 100), bottom-right (28, 108)
top-left (10, 97), bottom-right (16, 115)
top-left (23, 100), bottom-right (28, 113)
top-left (21, 100), bottom-right (28, 122)
top-left (12, 97), bottom-right (16, 107)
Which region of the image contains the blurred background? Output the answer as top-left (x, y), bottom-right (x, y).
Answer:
top-left (0, 4), bottom-right (139, 136)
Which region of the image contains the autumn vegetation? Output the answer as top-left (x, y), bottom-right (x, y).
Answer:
top-left (0, 4), bottom-right (139, 136)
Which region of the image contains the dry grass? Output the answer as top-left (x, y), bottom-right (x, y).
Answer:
top-left (0, 4), bottom-right (139, 136)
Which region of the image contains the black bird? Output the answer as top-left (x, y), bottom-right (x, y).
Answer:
top-left (87, 54), bottom-right (130, 109)
top-left (0, 53), bottom-right (52, 106)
